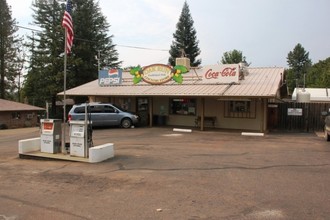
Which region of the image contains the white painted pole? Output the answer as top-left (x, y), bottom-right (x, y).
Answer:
top-left (62, 29), bottom-right (68, 154)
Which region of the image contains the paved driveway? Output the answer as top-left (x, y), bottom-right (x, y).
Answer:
top-left (0, 127), bottom-right (330, 219)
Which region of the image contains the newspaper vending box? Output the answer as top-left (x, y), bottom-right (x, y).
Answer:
top-left (69, 120), bottom-right (92, 158)
top-left (40, 119), bottom-right (62, 153)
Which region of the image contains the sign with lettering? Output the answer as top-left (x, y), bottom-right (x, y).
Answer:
top-left (201, 64), bottom-right (239, 83)
top-left (142, 64), bottom-right (172, 85)
top-left (98, 69), bottom-right (122, 86)
top-left (130, 64), bottom-right (188, 84)
top-left (288, 108), bottom-right (303, 116)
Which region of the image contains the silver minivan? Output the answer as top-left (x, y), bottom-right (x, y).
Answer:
top-left (68, 103), bottom-right (139, 128)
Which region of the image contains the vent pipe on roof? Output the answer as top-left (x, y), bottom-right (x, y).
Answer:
top-left (326, 88), bottom-right (328, 98)
top-left (176, 57), bottom-right (190, 70)
top-left (239, 62), bottom-right (249, 80)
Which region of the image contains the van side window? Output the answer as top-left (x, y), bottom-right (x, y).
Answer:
top-left (104, 105), bottom-right (115, 113)
top-left (91, 105), bottom-right (103, 113)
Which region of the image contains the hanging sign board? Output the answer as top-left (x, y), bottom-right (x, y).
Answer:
top-left (98, 69), bottom-right (122, 86)
top-left (201, 64), bottom-right (239, 84)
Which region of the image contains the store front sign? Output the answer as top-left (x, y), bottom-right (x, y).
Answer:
top-left (202, 64), bottom-right (239, 83)
top-left (98, 69), bottom-right (122, 86)
top-left (142, 64), bottom-right (172, 85)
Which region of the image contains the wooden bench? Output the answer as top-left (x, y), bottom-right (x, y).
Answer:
top-left (195, 116), bottom-right (216, 127)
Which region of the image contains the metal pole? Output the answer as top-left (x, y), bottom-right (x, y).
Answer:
top-left (62, 29), bottom-right (68, 154)
top-left (98, 50), bottom-right (100, 71)
top-left (46, 102), bottom-right (49, 119)
top-left (85, 103), bottom-right (88, 158)
top-left (201, 98), bottom-right (205, 131)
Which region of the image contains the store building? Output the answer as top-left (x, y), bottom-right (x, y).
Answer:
top-left (59, 61), bottom-right (286, 132)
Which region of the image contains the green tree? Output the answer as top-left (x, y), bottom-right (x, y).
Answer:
top-left (286, 43), bottom-right (312, 91)
top-left (0, 0), bottom-right (23, 99)
top-left (23, 0), bottom-right (67, 115)
top-left (221, 49), bottom-right (247, 64)
top-left (169, 1), bottom-right (201, 67)
top-left (23, 0), bottom-right (120, 115)
top-left (72, 0), bottom-right (121, 86)
top-left (306, 57), bottom-right (330, 88)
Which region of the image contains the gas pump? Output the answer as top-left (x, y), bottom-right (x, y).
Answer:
top-left (40, 119), bottom-right (62, 154)
top-left (69, 104), bottom-right (93, 158)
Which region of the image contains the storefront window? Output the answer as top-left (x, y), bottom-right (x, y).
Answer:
top-left (224, 100), bottom-right (256, 118)
top-left (230, 101), bottom-right (250, 112)
top-left (170, 98), bottom-right (196, 115)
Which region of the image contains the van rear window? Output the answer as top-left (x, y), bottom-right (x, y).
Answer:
top-left (74, 107), bottom-right (85, 113)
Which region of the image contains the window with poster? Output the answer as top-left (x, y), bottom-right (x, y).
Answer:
top-left (170, 98), bottom-right (196, 115)
top-left (224, 100), bottom-right (256, 118)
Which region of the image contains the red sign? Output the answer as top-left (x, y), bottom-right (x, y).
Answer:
top-left (202, 64), bottom-right (239, 83)
top-left (205, 67), bottom-right (237, 79)
top-left (43, 122), bottom-right (53, 131)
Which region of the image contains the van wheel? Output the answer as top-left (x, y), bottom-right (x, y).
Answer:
top-left (121, 118), bottom-right (132, 128)
top-left (325, 129), bottom-right (330, 141)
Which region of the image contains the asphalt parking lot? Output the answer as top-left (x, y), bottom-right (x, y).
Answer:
top-left (0, 126), bottom-right (330, 220)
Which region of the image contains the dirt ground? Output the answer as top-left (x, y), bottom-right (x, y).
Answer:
top-left (0, 127), bottom-right (330, 220)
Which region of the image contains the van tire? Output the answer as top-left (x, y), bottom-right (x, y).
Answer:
top-left (325, 128), bottom-right (330, 141)
top-left (121, 118), bottom-right (132, 128)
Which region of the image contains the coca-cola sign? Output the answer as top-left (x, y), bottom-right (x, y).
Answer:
top-left (202, 64), bottom-right (239, 83)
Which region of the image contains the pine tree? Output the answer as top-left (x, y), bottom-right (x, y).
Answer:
top-left (23, 0), bottom-right (121, 113)
top-left (286, 43), bottom-right (312, 90)
top-left (169, 1), bottom-right (201, 67)
top-left (72, 0), bottom-right (121, 86)
top-left (23, 0), bottom-right (66, 114)
top-left (0, 0), bottom-right (23, 99)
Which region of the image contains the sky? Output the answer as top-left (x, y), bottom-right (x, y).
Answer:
top-left (6, 0), bottom-right (330, 68)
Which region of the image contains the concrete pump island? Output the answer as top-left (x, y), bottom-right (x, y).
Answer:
top-left (18, 117), bottom-right (114, 163)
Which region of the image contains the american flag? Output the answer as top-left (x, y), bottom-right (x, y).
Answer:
top-left (62, 0), bottom-right (74, 54)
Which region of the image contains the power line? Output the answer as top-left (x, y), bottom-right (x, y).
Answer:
top-left (16, 25), bottom-right (42, 32)
top-left (117, 45), bottom-right (168, 52)
top-left (15, 24), bottom-right (168, 52)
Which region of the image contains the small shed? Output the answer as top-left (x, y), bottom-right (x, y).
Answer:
top-left (0, 99), bottom-right (45, 129)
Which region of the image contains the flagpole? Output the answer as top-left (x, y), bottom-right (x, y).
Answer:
top-left (62, 29), bottom-right (68, 154)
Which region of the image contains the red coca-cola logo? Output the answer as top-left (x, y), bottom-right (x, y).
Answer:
top-left (205, 67), bottom-right (237, 79)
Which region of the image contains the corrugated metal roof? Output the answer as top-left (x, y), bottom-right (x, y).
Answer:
top-left (224, 67), bottom-right (284, 97)
top-left (59, 67), bottom-right (284, 98)
top-left (0, 99), bottom-right (45, 112)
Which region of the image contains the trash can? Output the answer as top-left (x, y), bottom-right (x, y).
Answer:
top-left (157, 115), bottom-right (166, 126)
top-left (153, 115), bottom-right (158, 126)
